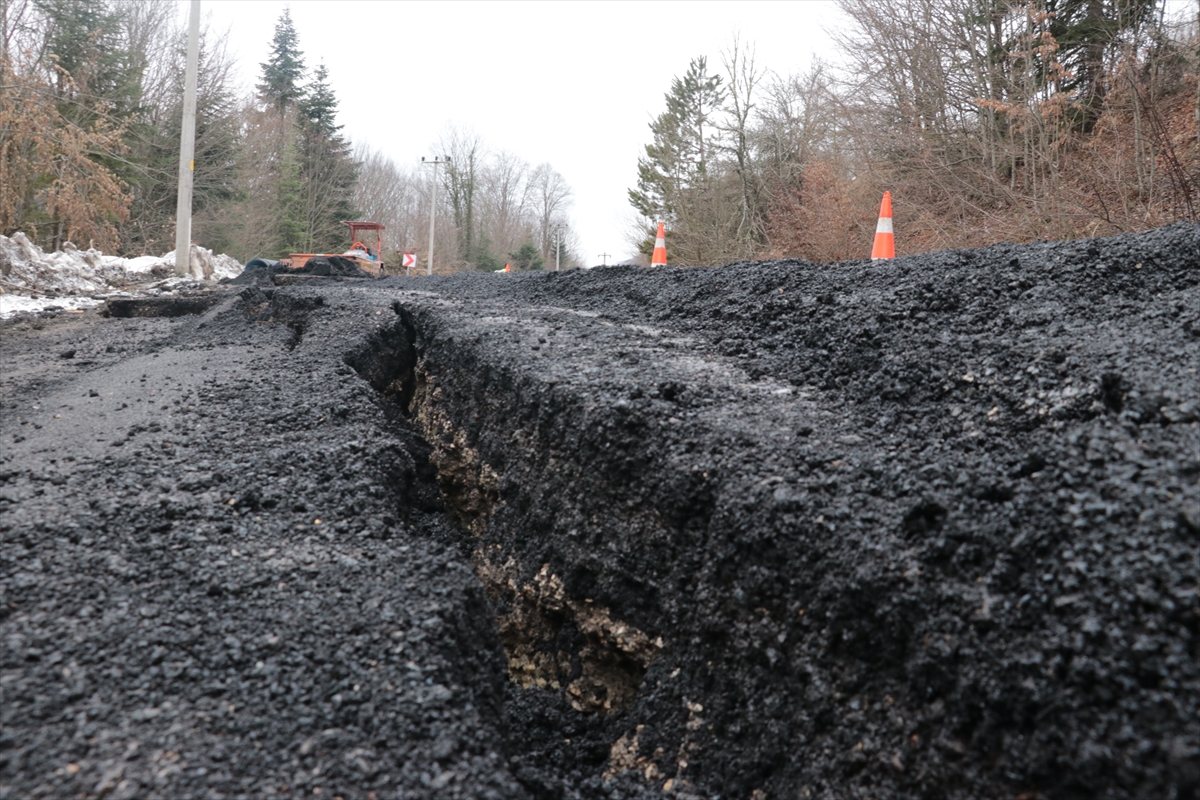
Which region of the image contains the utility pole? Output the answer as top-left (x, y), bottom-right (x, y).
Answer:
top-left (553, 226), bottom-right (563, 271)
top-left (421, 156), bottom-right (450, 276)
top-left (598, 252), bottom-right (610, 266)
top-left (174, 0), bottom-right (201, 279)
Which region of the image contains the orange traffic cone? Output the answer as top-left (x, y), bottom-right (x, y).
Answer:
top-left (651, 221), bottom-right (667, 266)
top-left (504, 262), bottom-right (511, 273)
top-left (871, 192), bottom-right (894, 260)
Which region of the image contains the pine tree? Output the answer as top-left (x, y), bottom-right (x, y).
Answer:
top-left (629, 57), bottom-right (726, 221)
top-left (471, 239), bottom-right (501, 272)
top-left (122, 27), bottom-right (242, 255)
top-left (629, 57), bottom-right (727, 263)
top-left (1046, 0), bottom-right (1159, 130)
top-left (299, 62), bottom-right (338, 136)
top-left (234, 8), bottom-right (312, 258)
top-left (296, 63), bottom-right (357, 253)
top-left (508, 241), bottom-right (544, 271)
top-left (277, 136), bottom-right (306, 253)
top-left (35, 0), bottom-right (139, 118)
top-left (258, 8), bottom-right (305, 114)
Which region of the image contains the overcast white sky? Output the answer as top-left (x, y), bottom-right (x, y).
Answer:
top-left (189, 0), bottom-right (849, 264)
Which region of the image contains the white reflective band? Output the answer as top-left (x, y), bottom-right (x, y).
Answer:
top-left (655, 237), bottom-right (665, 246)
top-left (875, 217), bottom-right (893, 234)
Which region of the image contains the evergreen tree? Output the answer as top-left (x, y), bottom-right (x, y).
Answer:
top-left (1045, 0), bottom-right (1159, 130)
top-left (277, 135), bottom-right (306, 253)
top-left (258, 8), bottom-right (305, 114)
top-left (629, 57), bottom-right (728, 264)
top-left (299, 62), bottom-right (339, 136)
top-left (297, 62), bottom-right (357, 253)
top-left (35, 0), bottom-right (140, 117)
top-left (471, 239), bottom-right (501, 272)
top-left (508, 241), bottom-right (544, 271)
top-left (122, 27), bottom-right (241, 255)
top-left (235, 8), bottom-right (312, 258)
top-left (629, 57), bottom-right (726, 222)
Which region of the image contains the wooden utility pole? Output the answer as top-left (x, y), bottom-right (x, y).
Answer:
top-left (174, 0), bottom-right (201, 278)
top-left (421, 157), bottom-right (450, 275)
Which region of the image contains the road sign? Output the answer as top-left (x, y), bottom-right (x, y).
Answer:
top-left (402, 253), bottom-right (416, 270)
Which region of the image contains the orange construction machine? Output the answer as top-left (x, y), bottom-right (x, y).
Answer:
top-left (281, 221), bottom-right (387, 277)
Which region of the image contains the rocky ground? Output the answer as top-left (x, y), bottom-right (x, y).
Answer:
top-left (2, 223), bottom-right (1198, 799)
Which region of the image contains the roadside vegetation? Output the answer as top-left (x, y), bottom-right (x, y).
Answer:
top-left (631, 0), bottom-right (1200, 262)
top-left (3, 1), bottom-right (1196, 271)
top-left (0, 2), bottom-right (577, 271)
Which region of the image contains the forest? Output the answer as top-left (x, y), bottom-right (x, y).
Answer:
top-left (2, 0), bottom-right (1197, 271)
top-left (631, 0), bottom-right (1199, 263)
top-left (0, 2), bottom-right (577, 272)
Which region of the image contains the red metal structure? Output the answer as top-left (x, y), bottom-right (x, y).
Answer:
top-left (345, 221), bottom-right (385, 260)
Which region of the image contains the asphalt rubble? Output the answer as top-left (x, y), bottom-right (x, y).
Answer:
top-left (1, 222), bottom-right (1197, 800)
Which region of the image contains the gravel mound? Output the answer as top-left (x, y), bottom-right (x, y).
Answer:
top-left (298, 256), bottom-right (374, 278)
top-left (224, 258), bottom-right (288, 285)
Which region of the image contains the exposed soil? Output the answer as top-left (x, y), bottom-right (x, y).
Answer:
top-left (2, 223), bottom-right (1198, 800)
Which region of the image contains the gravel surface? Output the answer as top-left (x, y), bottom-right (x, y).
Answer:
top-left (3, 223), bottom-right (1198, 800)
top-left (1, 292), bottom-right (520, 799)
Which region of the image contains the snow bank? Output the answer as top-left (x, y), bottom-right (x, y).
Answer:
top-left (0, 234), bottom-right (243, 318)
top-left (152, 247), bottom-right (243, 281)
top-left (0, 233), bottom-right (126, 295)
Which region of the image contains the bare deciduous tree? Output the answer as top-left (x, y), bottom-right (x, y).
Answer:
top-left (529, 163), bottom-right (572, 260)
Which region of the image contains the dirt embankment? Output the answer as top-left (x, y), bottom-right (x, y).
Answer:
top-left (2, 223), bottom-right (1198, 800)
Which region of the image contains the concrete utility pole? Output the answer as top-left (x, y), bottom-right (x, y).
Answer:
top-left (421, 156), bottom-right (450, 276)
top-left (553, 227), bottom-right (562, 271)
top-left (174, 0), bottom-right (201, 279)
top-left (598, 252), bottom-right (610, 266)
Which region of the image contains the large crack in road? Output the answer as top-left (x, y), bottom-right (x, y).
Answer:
top-left (2, 222), bottom-right (1198, 799)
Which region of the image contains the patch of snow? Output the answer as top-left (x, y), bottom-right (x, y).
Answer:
top-left (0, 295), bottom-right (104, 317)
top-left (0, 233), bottom-right (124, 294)
top-left (124, 255), bottom-right (162, 275)
top-left (155, 246), bottom-right (243, 281)
top-left (0, 234), bottom-right (244, 319)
